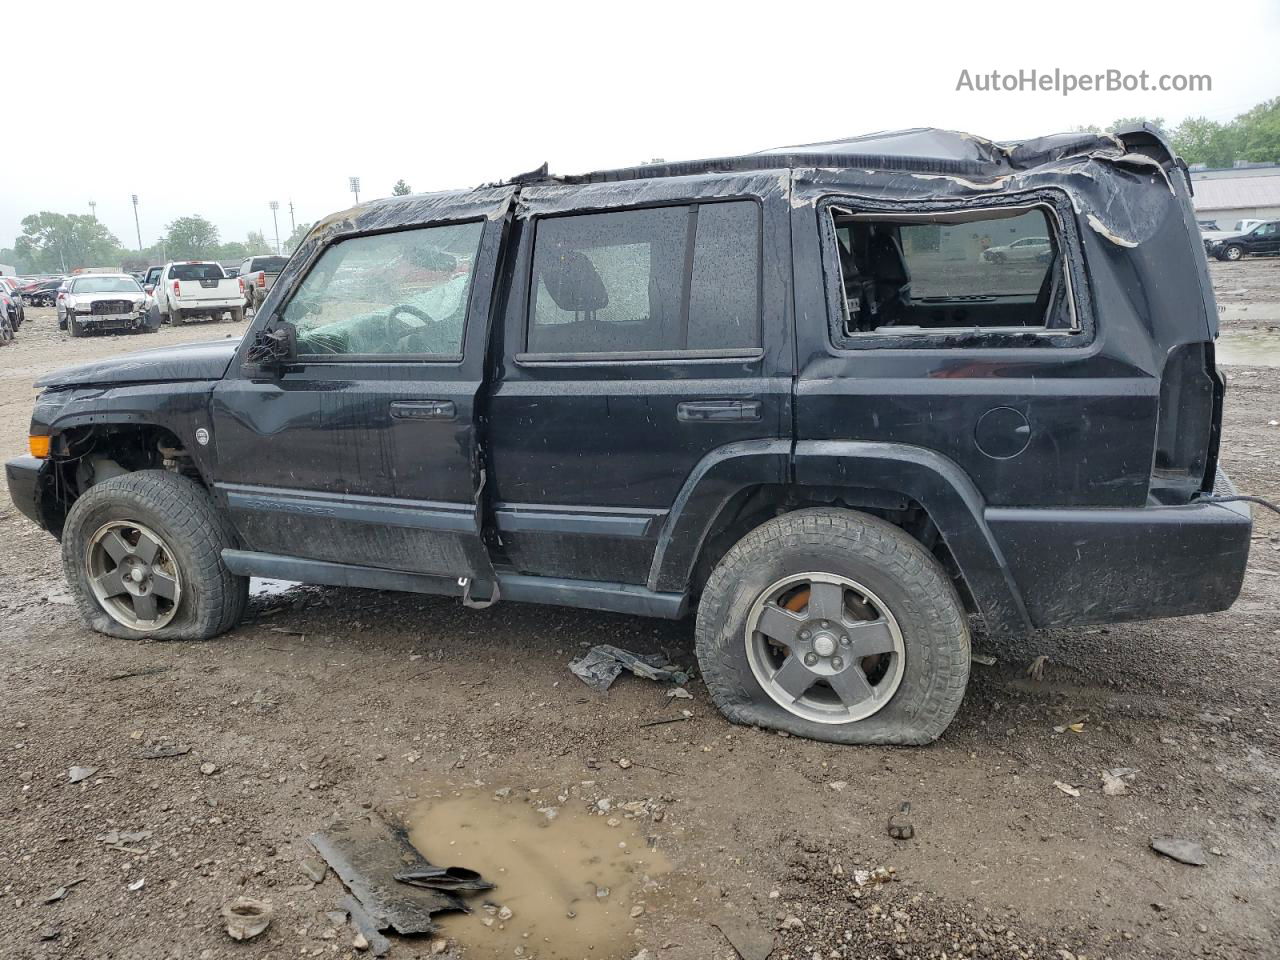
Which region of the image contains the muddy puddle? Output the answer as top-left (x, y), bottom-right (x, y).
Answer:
top-left (1217, 330), bottom-right (1280, 366)
top-left (407, 789), bottom-right (671, 959)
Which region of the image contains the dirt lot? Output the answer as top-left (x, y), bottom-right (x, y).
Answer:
top-left (2, 262), bottom-right (1279, 960)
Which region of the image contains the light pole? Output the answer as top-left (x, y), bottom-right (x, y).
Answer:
top-left (89, 200), bottom-right (97, 221)
top-left (288, 199), bottom-right (296, 233)
top-left (269, 201), bottom-right (281, 255)
top-left (131, 194), bottom-right (142, 252)
top-left (349, 176), bottom-right (360, 205)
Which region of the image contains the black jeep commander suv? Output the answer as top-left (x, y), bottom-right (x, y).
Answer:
top-left (5, 125), bottom-right (1251, 745)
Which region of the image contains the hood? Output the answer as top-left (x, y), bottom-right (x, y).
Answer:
top-left (36, 337), bottom-right (241, 389)
top-left (1206, 229), bottom-right (1249, 244)
top-left (67, 290), bottom-right (147, 304)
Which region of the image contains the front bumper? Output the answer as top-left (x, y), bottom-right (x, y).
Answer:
top-left (73, 312), bottom-right (147, 331)
top-left (985, 467), bottom-right (1251, 629)
top-left (5, 455), bottom-right (53, 530)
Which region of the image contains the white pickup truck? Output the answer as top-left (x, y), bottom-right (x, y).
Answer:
top-left (148, 261), bottom-right (245, 325)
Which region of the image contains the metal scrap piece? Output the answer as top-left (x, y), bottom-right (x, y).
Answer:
top-left (309, 814), bottom-right (465, 936)
top-left (569, 644), bottom-right (690, 692)
top-left (343, 894), bottom-right (392, 957)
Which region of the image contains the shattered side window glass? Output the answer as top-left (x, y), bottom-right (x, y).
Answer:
top-left (832, 207), bottom-right (1070, 337)
top-left (528, 202), bottom-right (761, 355)
top-left (283, 222), bottom-right (484, 357)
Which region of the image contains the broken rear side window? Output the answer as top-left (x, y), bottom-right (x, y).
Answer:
top-left (827, 205), bottom-right (1077, 343)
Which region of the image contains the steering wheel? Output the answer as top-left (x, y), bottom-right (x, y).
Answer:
top-left (382, 304), bottom-right (434, 351)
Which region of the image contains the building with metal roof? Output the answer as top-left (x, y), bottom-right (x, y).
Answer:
top-left (1190, 164), bottom-right (1280, 227)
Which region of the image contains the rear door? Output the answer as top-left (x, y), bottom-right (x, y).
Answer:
top-left (485, 173), bottom-right (793, 587)
top-left (209, 189), bottom-right (514, 585)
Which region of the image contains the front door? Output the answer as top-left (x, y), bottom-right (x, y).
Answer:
top-left (485, 173), bottom-right (794, 587)
top-left (210, 193), bottom-right (512, 584)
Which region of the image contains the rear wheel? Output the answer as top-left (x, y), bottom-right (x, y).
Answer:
top-left (695, 508), bottom-right (970, 745)
top-left (61, 470), bottom-right (248, 640)
top-left (229, 306), bottom-right (245, 323)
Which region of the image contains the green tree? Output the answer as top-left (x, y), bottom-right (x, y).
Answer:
top-left (1170, 117), bottom-right (1237, 169)
top-left (0, 247), bottom-right (29, 273)
top-left (216, 241), bottom-right (250, 260)
top-left (164, 215), bottom-right (220, 259)
top-left (392, 179), bottom-right (412, 196)
top-left (14, 212), bottom-right (123, 272)
top-left (245, 230), bottom-right (272, 255)
top-left (284, 222), bottom-right (313, 252)
top-left (1233, 97), bottom-right (1280, 164)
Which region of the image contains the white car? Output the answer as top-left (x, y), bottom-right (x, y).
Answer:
top-left (56, 274), bottom-right (156, 337)
top-left (147, 261), bottom-right (245, 324)
top-left (982, 236), bottom-right (1051, 263)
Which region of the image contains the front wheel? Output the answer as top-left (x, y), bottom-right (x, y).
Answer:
top-left (1219, 245), bottom-right (1244, 262)
top-left (61, 471), bottom-right (248, 640)
top-left (695, 508), bottom-right (970, 745)
top-left (68, 316), bottom-right (83, 338)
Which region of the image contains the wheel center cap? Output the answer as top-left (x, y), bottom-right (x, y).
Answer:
top-left (130, 567), bottom-right (146, 583)
top-left (812, 634), bottom-right (837, 658)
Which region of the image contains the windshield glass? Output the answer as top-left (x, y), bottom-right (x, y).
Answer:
top-left (170, 263), bottom-right (225, 281)
top-left (252, 257), bottom-right (289, 273)
top-left (71, 277), bottom-right (142, 294)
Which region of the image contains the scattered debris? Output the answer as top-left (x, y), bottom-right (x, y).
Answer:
top-left (1151, 837), bottom-right (1207, 866)
top-left (569, 644), bottom-right (690, 692)
top-left (666, 687), bottom-right (694, 699)
top-left (67, 766), bottom-right (98, 784)
top-left (127, 878), bottom-right (145, 891)
top-left (199, 762), bottom-right (218, 776)
top-left (343, 895), bottom-right (392, 957)
top-left (38, 926), bottom-right (61, 941)
top-left (1053, 780), bottom-right (1081, 798)
top-left (309, 815), bottom-right (465, 936)
top-left (638, 716), bottom-right (691, 729)
top-left (222, 897), bottom-right (274, 941)
top-left (105, 666), bottom-right (168, 681)
top-left (827, 780), bottom-right (847, 792)
top-left (135, 744), bottom-right (191, 760)
top-left (42, 879), bottom-right (84, 904)
top-left (618, 758), bottom-right (633, 769)
top-left (394, 865), bottom-right (494, 893)
top-left (712, 915), bottom-right (777, 960)
top-left (497, 905), bottom-right (513, 921)
top-left (1027, 655), bottom-right (1049, 681)
top-left (1101, 770), bottom-right (1130, 796)
top-left (853, 867), bottom-right (893, 887)
top-left (1053, 718), bottom-right (1086, 734)
top-left (300, 857), bottom-right (328, 884)
top-left (970, 652), bottom-right (997, 666)
top-left (97, 829), bottom-right (153, 849)
top-left (888, 802), bottom-right (914, 840)
top-left (326, 910), bottom-right (349, 925)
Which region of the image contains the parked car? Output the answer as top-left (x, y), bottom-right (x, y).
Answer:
top-left (55, 273), bottom-right (156, 337)
top-left (1207, 220), bottom-right (1280, 261)
top-left (981, 236), bottom-right (1051, 262)
top-left (4, 125), bottom-right (1253, 746)
top-left (0, 292), bottom-right (16, 341)
top-left (1201, 217), bottom-right (1267, 250)
top-left (237, 255), bottom-right (290, 312)
top-left (19, 277), bottom-right (63, 307)
top-left (0, 277), bottom-right (25, 330)
top-left (142, 265), bottom-right (164, 292)
top-left (1196, 219), bottom-right (1219, 231)
top-left (150, 261), bottom-right (245, 324)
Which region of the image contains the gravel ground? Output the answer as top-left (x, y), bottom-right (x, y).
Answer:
top-left (2, 262), bottom-right (1279, 960)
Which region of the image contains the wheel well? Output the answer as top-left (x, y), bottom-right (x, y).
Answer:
top-left (41, 424), bottom-right (204, 537)
top-left (687, 484), bottom-right (975, 612)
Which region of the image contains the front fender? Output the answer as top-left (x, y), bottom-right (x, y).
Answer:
top-left (793, 440), bottom-right (1031, 635)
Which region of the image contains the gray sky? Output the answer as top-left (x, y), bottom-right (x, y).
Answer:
top-left (6, 0), bottom-right (1279, 258)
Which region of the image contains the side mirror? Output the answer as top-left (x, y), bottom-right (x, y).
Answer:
top-left (246, 320), bottom-right (297, 369)
top-left (144, 283), bottom-right (154, 295)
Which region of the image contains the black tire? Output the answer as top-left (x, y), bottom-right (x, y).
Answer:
top-left (1219, 245), bottom-right (1244, 262)
top-left (172, 309), bottom-right (183, 325)
top-left (230, 306), bottom-right (245, 323)
top-left (161, 312), bottom-right (172, 325)
top-left (61, 470), bottom-right (248, 641)
top-left (68, 315), bottom-right (83, 338)
top-left (695, 508), bottom-right (970, 746)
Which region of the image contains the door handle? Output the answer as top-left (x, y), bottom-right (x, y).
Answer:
top-left (676, 399), bottom-right (762, 423)
top-left (390, 400), bottom-right (457, 421)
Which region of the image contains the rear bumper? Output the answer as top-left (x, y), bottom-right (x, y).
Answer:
top-left (5, 455), bottom-right (53, 531)
top-left (986, 468), bottom-right (1251, 629)
top-left (175, 298), bottom-right (243, 310)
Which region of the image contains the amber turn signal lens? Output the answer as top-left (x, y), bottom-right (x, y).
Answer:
top-left (29, 435), bottom-right (51, 459)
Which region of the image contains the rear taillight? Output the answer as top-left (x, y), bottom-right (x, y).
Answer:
top-left (238, 277), bottom-right (245, 295)
top-left (257, 273), bottom-right (265, 288)
top-left (173, 280), bottom-right (180, 298)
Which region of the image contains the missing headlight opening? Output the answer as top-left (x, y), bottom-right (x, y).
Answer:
top-left (828, 204), bottom-right (1079, 341)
